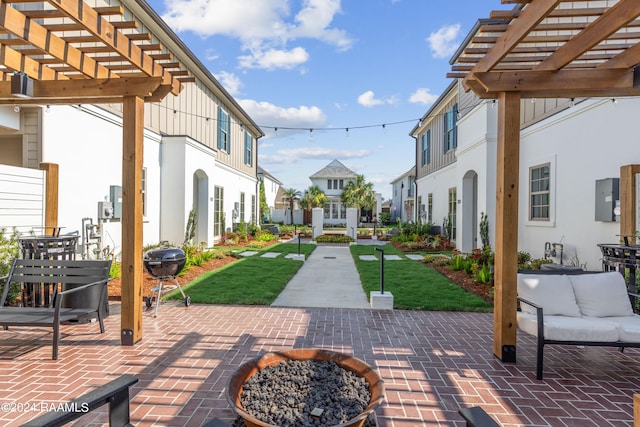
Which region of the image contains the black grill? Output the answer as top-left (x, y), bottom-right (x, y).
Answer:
top-left (143, 247), bottom-right (186, 278)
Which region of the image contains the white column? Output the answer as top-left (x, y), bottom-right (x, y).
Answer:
top-left (312, 208), bottom-right (323, 238)
top-left (346, 208), bottom-right (358, 240)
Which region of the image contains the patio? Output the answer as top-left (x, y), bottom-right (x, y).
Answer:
top-left (1, 302), bottom-right (639, 426)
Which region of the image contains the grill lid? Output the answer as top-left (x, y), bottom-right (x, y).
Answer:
top-left (143, 247), bottom-right (186, 262)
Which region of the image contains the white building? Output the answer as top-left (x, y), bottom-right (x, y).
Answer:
top-left (257, 166), bottom-right (283, 223)
top-left (308, 159), bottom-right (382, 226)
top-left (411, 77), bottom-right (640, 270)
top-left (389, 168), bottom-right (416, 223)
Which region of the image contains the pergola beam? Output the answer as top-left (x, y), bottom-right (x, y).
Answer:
top-left (535, 0), bottom-right (640, 71)
top-left (44, 0), bottom-right (181, 94)
top-left (468, 0), bottom-right (561, 74)
top-left (0, 2), bottom-right (115, 79)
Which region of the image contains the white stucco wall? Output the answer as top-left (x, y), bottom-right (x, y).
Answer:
top-left (517, 97), bottom-right (640, 270)
top-left (455, 102), bottom-right (497, 252)
top-left (416, 163), bottom-right (457, 235)
top-left (43, 105), bottom-right (161, 255)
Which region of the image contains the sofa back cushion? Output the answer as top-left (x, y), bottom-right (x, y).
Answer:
top-left (569, 272), bottom-right (634, 317)
top-left (517, 274), bottom-right (582, 317)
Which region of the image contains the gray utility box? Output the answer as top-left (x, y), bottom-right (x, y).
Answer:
top-left (595, 178), bottom-right (619, 222)
top-left (110, 185), bottom-right (122, 219)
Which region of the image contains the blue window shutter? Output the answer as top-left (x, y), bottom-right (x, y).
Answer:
top-left (226, 114), bottom-right (231, 153)
top-left (452, 103), bottom-right (458, 148)
top-left (217, 107), bottom-right (223, 150)
top-left (428, 133), bottom-right (432, 165)
top-left (443, 112), bottom-right (448, 153)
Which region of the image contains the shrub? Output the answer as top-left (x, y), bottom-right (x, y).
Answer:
top-left (475, 264), bottom-right (493, 284)
top-left (0, 228), bottom-right (20, 305)
top-left (314, 234), bottom-right (355, 243)
top-left (255, 232), bottom-right (276, 242)
top-left (449, 255), bottom-right (466, 271)
top-left (423, 254), bottom-right (450, 266)
top-left (463, 259), bottom-right (474, 275)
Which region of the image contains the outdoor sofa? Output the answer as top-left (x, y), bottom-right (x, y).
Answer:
top-left (517, 270), bottom-right (640, 379)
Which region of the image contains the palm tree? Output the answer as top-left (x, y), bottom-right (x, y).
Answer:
top-left (341, 174), bottom-right (376, 217)
top-left (300, 185), bottom-right (328, 210)
top-left (282, 188), bottom-right (301, 225)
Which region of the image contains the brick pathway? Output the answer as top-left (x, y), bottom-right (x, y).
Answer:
top-left (1, 303), bottom-right (639, 426)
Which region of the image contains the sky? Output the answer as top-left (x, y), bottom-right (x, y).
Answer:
top-left (145, 0), bottom-right (512, 201)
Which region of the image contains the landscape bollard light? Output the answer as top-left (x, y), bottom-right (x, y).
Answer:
top-left (374, 247), bottom-right (384, 294)
top-left (298, 233), bottom-right (301, 256)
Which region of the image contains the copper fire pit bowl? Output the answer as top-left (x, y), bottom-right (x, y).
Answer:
top-left (226, 348), bottom-right (385, 427)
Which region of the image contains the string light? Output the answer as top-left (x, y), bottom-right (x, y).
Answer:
top-left (150, 98), bottom-right (490, 136)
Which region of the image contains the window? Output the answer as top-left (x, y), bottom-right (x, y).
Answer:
top-left (332, 202), bottom-right (339, 219)
top-left (141, 167), bottom-right (147, 217)
top-left (340, 203), bottom-right (346, 219)
top-left (327, 179), bottom-right (332, 190)
top-left (530, 163), bottom-right (550, 221)
top-left (217, 107), bottom-right (230, 153)
top-left (244, 131), bottom-right (253, 166)
top-left (421, 130), bottom-right (431, 166)
top-left (214, 186), bottom-right (224, 236)
top-left (240, 192), bottom-right (245, 222)
top-left (323, 203), bottom-right (330, 219)
top-left (443, 104), bottom-right (457, 152)
top-left (448, 188), bottom-right (457, 240)
top-left (427, 193), bottom-right (433, 223)
top-left (339, 179), bottom-right (344, 189)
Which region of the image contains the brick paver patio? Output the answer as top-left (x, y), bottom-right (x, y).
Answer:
top-left (1, 302), bottom-right (639, 426)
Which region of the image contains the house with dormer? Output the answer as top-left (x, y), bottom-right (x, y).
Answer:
top-left (309, 160), bottom-right (358, 226)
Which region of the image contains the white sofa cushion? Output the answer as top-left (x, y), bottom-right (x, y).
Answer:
top-left (517, 313), bottom-right (620, 342)
top-left (569, 272), bottom-right (634, 317)
top-left (517, 274), bottom-right (582, 317)
top-left (607, 315), bottom-right (640, 342)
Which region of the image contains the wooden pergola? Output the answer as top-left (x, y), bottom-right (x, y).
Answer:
top-left (0, 0), bottom-right (192, 344)
top-left (448, 0), bottom-right (640, 362)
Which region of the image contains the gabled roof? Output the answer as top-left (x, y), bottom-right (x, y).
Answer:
top-left (390, 167), bottom-right (416, 185)
top-left (257, 166), bottom-right (283, 185)
top-left (309, 159), bottom-right (358, 180)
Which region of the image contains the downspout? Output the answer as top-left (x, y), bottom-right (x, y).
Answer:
top-left (255, 136), bottom-right (261, 226)
top-left (412, 135), bottom-right (419, 223)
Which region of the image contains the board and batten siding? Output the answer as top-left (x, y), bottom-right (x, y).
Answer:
top-left (0, 164), bottom-right (45, 233)
top-left (415, 87), bottom-right (458, 180)
top-left (107, 81), bottom-right (257, 177)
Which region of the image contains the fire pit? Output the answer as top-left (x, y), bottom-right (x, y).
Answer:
top-left (226, 348), bottom-right (384, 427)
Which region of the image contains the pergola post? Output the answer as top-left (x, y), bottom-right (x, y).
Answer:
top-left (39, 162), bottom-right (59, 231)
top-left (493, 91), bottom-right (521, 363)
top-left (120, 96), bottom-right (145, 345)
top-left (620, 165), bottom-right (640, 244)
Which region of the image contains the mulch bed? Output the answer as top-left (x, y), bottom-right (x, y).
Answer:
top-left (430, 264), bottom-right (494, 303)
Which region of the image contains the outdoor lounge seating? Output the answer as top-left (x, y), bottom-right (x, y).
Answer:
top-left (517, 270), bottom-right (640, 380)
top-left (0, 258), bottom-right (111, 359)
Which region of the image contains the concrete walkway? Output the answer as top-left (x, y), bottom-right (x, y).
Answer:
top-left (271, 245), bottom-right (370, 309)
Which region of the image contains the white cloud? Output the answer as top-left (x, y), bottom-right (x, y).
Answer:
top-left (238, 99), bottom-right (327, 137)
top-left (214, 71), bottom-right (242, 95)
top-left (357, 91), bottom-right (396, 108)
top-left (428, 24), bottom-right (461, 59)
top-left (160, 0), bottom-right (353, 70)
top-left (409, 88), bottom-right (438, 105)
top-left (238, 47), bottom-right (309, 70)
top-left (260, 147), bottom-right (370, 164)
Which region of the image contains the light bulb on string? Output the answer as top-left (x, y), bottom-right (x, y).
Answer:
top-left (345, 128), bottom-right (349, 138)
top-left (382, 124), bottom-right (386, 134)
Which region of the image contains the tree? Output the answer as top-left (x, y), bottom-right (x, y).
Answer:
top-left (341, 174), bottom-right (376, 216)
top-left (282, 188), bottom-right (301, 225)
top-left (259, 178), bottom-right (269, 223)
top-left (300, 185), bottom-right (327, 210)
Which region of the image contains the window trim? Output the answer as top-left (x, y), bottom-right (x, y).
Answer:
top-left (525, 156), bottom-right (556, 227)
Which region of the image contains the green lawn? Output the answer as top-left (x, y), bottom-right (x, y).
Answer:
top-left (165, 242), bottom-right (492, 312)
top-left (165, 243), bottom-right (316, 305)
top-left (350, 244), bottom-right (492, 311)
